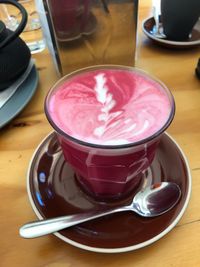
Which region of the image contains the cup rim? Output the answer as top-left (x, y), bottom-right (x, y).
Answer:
top-left (44, 64), bottom-right (175, 149)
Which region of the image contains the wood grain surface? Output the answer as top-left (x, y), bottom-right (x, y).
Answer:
top-left (0, 0), bottom-right (200, 266)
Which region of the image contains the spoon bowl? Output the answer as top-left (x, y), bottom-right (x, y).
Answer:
top-left (19, 182), bottom-right (181, 239)
top-left (133, 182), bottom-right (181, 217)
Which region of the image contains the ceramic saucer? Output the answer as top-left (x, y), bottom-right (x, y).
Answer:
top-left (0, 64), bottom-right (38, 129)
top-left (27, 132), bottom-right (191, 253)
top-left (142, 16), bottom-right (200, 49)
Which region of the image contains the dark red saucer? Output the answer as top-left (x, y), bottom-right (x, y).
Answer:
top-left (27, 132), bottom-right (191, 253)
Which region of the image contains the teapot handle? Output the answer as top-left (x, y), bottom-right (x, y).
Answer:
top-left (0, 0), bottom-right (27, 49)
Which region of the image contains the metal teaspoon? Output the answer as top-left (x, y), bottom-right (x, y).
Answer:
top-left (19, 182), bottom-right (181, 239)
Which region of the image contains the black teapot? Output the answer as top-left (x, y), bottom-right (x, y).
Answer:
top-left (0, 0), bottom-right (31, 91)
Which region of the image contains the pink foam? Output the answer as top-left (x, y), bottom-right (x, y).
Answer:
top-left (48, 69), bottom-right (171, 145)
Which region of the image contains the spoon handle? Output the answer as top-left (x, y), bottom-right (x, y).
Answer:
top-left (19, 206), bottom-right (129, 238)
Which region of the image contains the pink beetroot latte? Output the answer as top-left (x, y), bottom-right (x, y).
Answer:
top-left (45, 66), bottom-right (175, 199)
top-left (48, 68), bottom-right (172, 145)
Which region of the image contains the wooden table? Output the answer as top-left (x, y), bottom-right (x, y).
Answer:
top-left (0, 0), bottom-right (200, 266)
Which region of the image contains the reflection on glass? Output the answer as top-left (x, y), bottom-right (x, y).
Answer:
top-left (43, 0), bottom-right (138, 75)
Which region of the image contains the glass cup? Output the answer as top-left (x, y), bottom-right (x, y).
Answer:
top-left (44, 65), bottom-right (175, 201)
top-left (19, 0), bottom-right (45, 53)
top-left (0, 0), bottom-right (45, 53)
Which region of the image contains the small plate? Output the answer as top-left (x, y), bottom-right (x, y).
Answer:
top-left (142, 16), bottom-right (200, 49)
top-left (27, 132), bottom-right (191, 253)
top-left (0, 64), bottom-right (38, 129)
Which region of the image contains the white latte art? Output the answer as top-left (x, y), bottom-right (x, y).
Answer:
top-left (48, 69), bottom-right (171, 145)
top-left (94, 73), bottom-right (121, 142)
